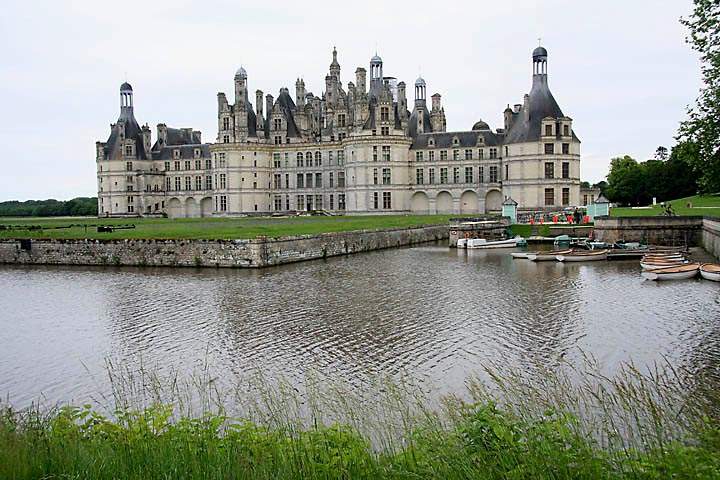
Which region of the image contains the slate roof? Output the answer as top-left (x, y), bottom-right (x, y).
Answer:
top-left (152, 144), bottom-right (211, 160)
top-left (103, 113), bottom-right (148, 160)
top-left (410, 130), bottom-right (502, 149)
top-left (276, 89), bottom-right (300, 137)
top-left (408, 107), bottom-right (432, 138)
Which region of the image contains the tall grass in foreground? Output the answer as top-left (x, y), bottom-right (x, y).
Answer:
top-left (1, 357), bottom-right (719, 479)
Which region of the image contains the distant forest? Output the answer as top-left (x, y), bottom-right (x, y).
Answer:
top-left (0, 197), bottom-right (98, 217)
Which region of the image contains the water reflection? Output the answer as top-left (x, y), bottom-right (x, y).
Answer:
top-left (1, 243), bottom-right (719, 407)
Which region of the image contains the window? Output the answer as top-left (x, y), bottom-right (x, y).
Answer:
top-left (381, 126), bottom-right (389, 136)
top-left (164, 161), bottom-right (170, 171)
top-left (479, 166), bottom-right (484, 183)
top-left (453, 137), bottom-right (459, 146)
top-left (440, 167), bottom-right (448, 184)
top-left (329, 194), bottom-right (334, 210)
top-left (545, 124), bottom-right (553, 136)
top-left (544, 162), bottom-right (555, 179)
top-left (337, 151), bottom-right (345, 165)
top-left (297, 173), bottom-right (304, 188)
top-left (285, 195), bottom-right (290, 210)
top-left (315, 172), bottom-right (322, 188)
top-left (173, 149), bottom-right (180, 159)
top-left (338, 114), bottom-right (346, 127)
top-left (175, 177), bottom-right (181, 191)
top-left (505, 146), bottom-right (509, 157)
top-left (465, 166), bottom-right (473, 183)
top-left (563, 125), bottom-right (570, 136)
top-left (274, 118), bottom-right (282, 130)
top-left (562, 143), bottom-right (570, 154)
top-left (223, 117), bottom-right (230, 130)
top-left (329, 151), bottom-right (334, 165)
top-left (205, 175), bottom-right (212, 190)
top-left (380, 107), bottom-right (389, 122)
top-left (428, 151), bottom-right (435, 161)
top-left (382, 146), bottom-right (390, 161)
top-left (194, 149), bottom-right (201, 159)
top-left (297, 152), bottom-right (304, 167)
top-left (195, 159), bottom-right (202, 170)
top-left (253, 182), bottom-right (257, 189)
top-left (583, 194), bottom-right (588, 206)
top-left (220, 195), bottom-right (227, 211)
top-left (315, 195), bottom-right (323, 210)
top-left (185, 176), bottom-right (191, 190)
top-left (479, 149), bottom-right (484, 159)
top-left (562, 162), bottom-right (570, 179)
top-left (306, 152), bottom-right (313, 165)
top-left (273, 174), bottom-right (281, 189)
top-left (440, 150), bottom-right (447, 161)
top-left (429, 167), bottom-right (436, 184)
top-left (195, 176), bottom-right (202, 190)
top-left (329, 172), bottom-right (334, 187)
top-left (416, 168), bottom-right (424, 185)
top-left (489, 165), bottom-right (498, 183)
top-left (382, 168), bottom-right (391, 185)
top-left (165, 177), bottom-right (171, 191)
top-left (338, 194), bottom-right (346, 210)
top-left (453, 149), bottom-right (459, 160)
top-left (338, 172), bottom-right (345, 187)
top-left (489, 148), bottom-right (498, 159)
top-left (382, 192), bottom-right (392, 209)
top-left (315, 151), bottom-right (322, 166)
top-left (428, 138), bottom-right (435, 147)
top-left (273, 153), bottom-right (281, 168)
top-left (372, 146), bottom-right (378, 162)
top-left (205, 159), bottom-right (212, 169)
top-left (126, 161), bottom-right (133, 171)
top-left (373, 168), bottom-right (378, 185)
top-left (562, 188), bottom-right (570, 206)
top-left (453, 167), bottom-right (460, 183)
top-left (124, 145), bottom-right (133, 156)
top-left (306, 195), bottom-right (313, 211)
top-left (219, 174), bottom-right (227, 189)
top-left (274, 136), bottom-right (281, 145)
top-left (185, 160), bottom-right (191, 170)
top-left (373, 192), bottom-right (379, 209)
top-left (274, 195), bottom-right (282, 211)
top-left (306, 173), bottom-right (313, 188)
top-left (416, 151), bottom-right (424, 161)
top-left (465, 149), bottom-right (472, 160)
top-left (296, 195), bottom-right (304, 210)
top-left (545, 188), bottom-right (555, 206)
top-left (285, 173), bottom-right (289, 189)
top-left (505, 164), bottom-right (509, 180)
top-left (544, 143), bottom-right (554, 154)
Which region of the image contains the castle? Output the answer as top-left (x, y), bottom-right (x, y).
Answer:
top-left (96, 45), bottom-right (580, 217)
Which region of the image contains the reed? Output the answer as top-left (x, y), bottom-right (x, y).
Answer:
top-left (1, 356), bottom-right (718, 479)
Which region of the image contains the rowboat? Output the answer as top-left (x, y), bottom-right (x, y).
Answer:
top-left (556, 249), bottom-right (608, 262)
top-left (642, 254), bottom-right (685, 260)
top-left (511, 252), bottom-right (534, 259)
top-left (700, 263), bottom-right (720, 282)
top-left (467, 236), bottom-right (524, 249)
top-left (456, 238), bottom-right (467, 249)
top-left (527, 249), bottom-right (572, 261)
top-left (641, 263), bottom-right (700, 281)
top-left (641, 261), bottom-right (689, 270)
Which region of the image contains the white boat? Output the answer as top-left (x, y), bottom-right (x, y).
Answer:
top-left (556, 250), bottom-right (608, 262)
top-left (527, 249), bottom-right (572, 261)
top-left (467, 236), bottom-right (523, 249)
top-left (700, 263), bottom-right (720, 282)
top-left (511, 252), bottom-right (535, 259)
top-left (641, 263), bottom-right (700, 281)
top-left (456, 238), bottom-right (468, 249)
top-left (640, 259), bottom-right (689, 270)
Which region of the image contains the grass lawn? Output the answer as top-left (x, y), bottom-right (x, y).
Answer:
top-left (611, 194), bottom-right (720, 217)
top-left (0, 215), bottom-right (456, 241)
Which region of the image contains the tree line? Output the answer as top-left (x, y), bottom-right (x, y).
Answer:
top-left (604, 0), bottom-right (719, 205)
top-left (0, 198), bottom-right (98, 217)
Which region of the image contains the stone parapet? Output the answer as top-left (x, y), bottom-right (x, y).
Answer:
top-left (593, 216), bottom-right (704, 246)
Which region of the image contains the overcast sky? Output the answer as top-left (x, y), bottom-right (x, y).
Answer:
top-left (0, 0), bottom-right (700, 200)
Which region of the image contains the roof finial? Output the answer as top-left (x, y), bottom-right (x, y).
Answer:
top-left (538, 37), bottom-right (542, 46)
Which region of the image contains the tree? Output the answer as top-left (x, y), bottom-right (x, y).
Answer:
top-left (678, 0), bottom-right (720, 193)
top-left (654, 146), bottom-right (669, 160)
top-left (605, 156), bottom-right (647, 206)
top-left (580, 181), bottom-right (591, 189)
top-left (593, 181), bottom-right (608, 193)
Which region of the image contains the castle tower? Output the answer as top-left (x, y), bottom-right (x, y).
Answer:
top-left (256, 89), bottom-right (265, 133)
top-left (430, 93), bottom-right (446, 132)
top-left (234, 66), bottom-right (248, 141)
top-left (369, 54), bottom-right (383, 99)
top-left (329, 47), bottom-right (340, 80)
top-left (295, 78), bottom-right (305, 107)
top-left (120, 82), bottom-right (134, 119)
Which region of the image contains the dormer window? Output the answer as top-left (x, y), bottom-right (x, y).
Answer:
top-left (563, 125), bottom-right (570, 137)
top-left (125, 145), bottom-right (133, 156)
top-left (477, 135), bottom-right (485, 146)
top-left (194, 148), bottom-right (201, 159)
top-left (380, 107), bottom-right (389, 122)
top-left (452, 137), bottom-right (459, 146)
top-left (545, 124), bottom-right (553, 136)
top-left (173, 149), bottom-right (180, 159)
top-left (428, 137), bottom-right (435, 147)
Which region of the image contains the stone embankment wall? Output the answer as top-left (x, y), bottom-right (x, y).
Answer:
top-left (0, 225), bottom-right (448, 269)
top-left (703, 217), bottom-right (720, 259)
top-left (593, 216), bottom-right (704, 245)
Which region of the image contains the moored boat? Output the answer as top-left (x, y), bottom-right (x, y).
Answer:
top-left (511, 251), bottom-right (535, 259)
top-left (467, 236), bottom-right (524, 249)
top-left (456, 238), bottom-right (467, 249)
top-left (641, 263), bottom-right (700, 281)
top-left (556, 250), bottom-right (608, 262)
top-left (527, 249), bottom-right (572, 261)
top-left (700, 263), bottom-right (720, 282)
top-left (641, 261), bottom-right (689, 270)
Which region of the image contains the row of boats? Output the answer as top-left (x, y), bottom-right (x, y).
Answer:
top-left (457, 236), bottom-right (527, 249)
top-left (639, 252), bottom-right (720, 281)
top-left (511, 249), bottom-right (610, 262)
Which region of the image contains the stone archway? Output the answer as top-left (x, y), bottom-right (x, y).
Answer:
top-left (167, 197), bottom-right (183, 218)
top-left (485, 189), bottom-right (503, 212)
top-left (410, 191), bottom-right (430, 213)
top-left (185, 197), bottom-right (200, 218)
top-left (460, 190), bottom-right (479, 214)
top-left (200, 197), bottom-right (213, 217)
top-left (436, 191), bottom-right (454, 214)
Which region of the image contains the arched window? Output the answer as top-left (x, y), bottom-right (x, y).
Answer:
top-left (296, 152), bottom-right (304, 167)
top-left (306, 152), bottom-right (313, 166)
top-left (315, 151), bottom-right (322, 166)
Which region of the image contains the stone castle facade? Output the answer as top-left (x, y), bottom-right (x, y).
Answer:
top-left (96, 45), bottom-right (580, 217)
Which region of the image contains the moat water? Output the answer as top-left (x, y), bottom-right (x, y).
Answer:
top-left (1, 243), bottom-right (720, 408)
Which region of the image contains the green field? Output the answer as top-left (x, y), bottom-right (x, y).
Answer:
top-left (611, 194), bottom-right (720, 217)
top-left (0, 215), bottom-right (456, 240)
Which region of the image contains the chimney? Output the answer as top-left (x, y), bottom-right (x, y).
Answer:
top-left (157, 123), bottom-right (168, 146)
top-left (514, 103), bottom-right (522, 114)
top-left (265, 94), bottom-right (274, 126)
top-left (431, 93), bottom-right (441, 111)
top-left (256, 90), bottom-right (264, 130)
top-left (523, 94), bottom-right (529, 122)
top-left (355, 67), bottom-right (366, 94)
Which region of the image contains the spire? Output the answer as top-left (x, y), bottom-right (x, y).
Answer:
top-left (329, 46), bottom-right (340, 79)
top-left (119, 81), bottom-right (134, 120)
